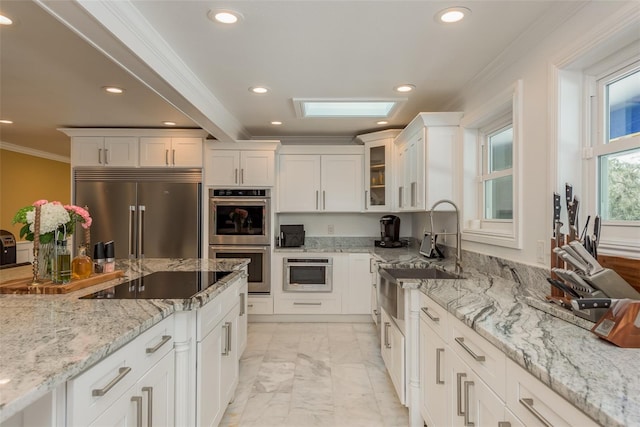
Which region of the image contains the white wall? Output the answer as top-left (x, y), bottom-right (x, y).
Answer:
top-left (447, 1), bottom-right (639, 266)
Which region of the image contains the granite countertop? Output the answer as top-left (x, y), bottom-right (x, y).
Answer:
top-left (0, 258), bottom-right (249, 422)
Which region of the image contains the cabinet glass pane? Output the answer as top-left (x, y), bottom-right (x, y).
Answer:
top-left (370, 146), bottom-right (386, 206)
top-left (484, 175), bottom-right (513, 219)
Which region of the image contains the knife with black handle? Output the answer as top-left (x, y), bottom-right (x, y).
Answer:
top-left (553, 192), bottom-right (561, 237)
top-left (546, 277), bottom-right (581, 298)
top-left (570, 298), bottom-right (614, 311)
top-left (592, 215), bottom-right (601, 259)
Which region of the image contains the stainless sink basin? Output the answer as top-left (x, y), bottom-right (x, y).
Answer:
top-left (380, 267), bottom-right (460, 281)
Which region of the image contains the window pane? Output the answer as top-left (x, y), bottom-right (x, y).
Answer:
top-left (599, 147), bottom-right (640, 220)
top-left (489, 126), bottom-right (513, 172)
top-left (484, 175), bottom-right (513, 219)
top-left (607, 69), bottom-right (640, 141)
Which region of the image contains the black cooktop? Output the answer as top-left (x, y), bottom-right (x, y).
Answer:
top-left (81, 270), bottom-right (233, 299)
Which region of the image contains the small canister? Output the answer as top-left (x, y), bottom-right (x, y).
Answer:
top-left (93, 242), bottom-right (105, 274)
top-left (104, 241), bottom-right (115, 273)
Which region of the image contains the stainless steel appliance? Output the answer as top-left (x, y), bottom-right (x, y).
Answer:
top-left (209, 189), bottom-right (270, 245)
top-left (0, 230), bottom-right (17, 266)
top-left (81, 270), bottom-right (231, 299)
top-left (74, 168), bottom-right (202, 259)
top-left (209, 189), bottom-right (272, 294)
top-left (209, 245), bottom-right (270, 294)
top-left (283, 257), bottom-right (333, 292)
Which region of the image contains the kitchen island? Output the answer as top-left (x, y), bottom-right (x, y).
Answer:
top-left (0, 257), bottom-right (249, 424)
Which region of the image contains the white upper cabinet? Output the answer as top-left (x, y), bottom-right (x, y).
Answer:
top-left (71, 136), bottom-right (138, 167)
top-left (139, 137), bottom-right (202, 167)
top-left (277, 146), bottom-right (364, 212)
top-left (356, 129), bottom-right (401, 212)
top-left (393, 112), bottom-right (462, 211)
top-left (204, 141), bottom-right (279, 187)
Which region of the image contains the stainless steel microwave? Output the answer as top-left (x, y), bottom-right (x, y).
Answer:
top-left (283, 257), bottom-right (333, 292)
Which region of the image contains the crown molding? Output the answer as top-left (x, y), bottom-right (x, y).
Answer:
top-left (0, 141), bottom-right (70, 163)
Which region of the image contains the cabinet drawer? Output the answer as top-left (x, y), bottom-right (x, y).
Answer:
top-left (506, 360), bottom-right (597, 427)
top-left (247, 296), bottom-right (273, 314)
top-left (197, 278), bottom-right (241, 341)
top-left (66, 316), bottom-right (174, 426)
top-left (449, 316), bottom-right (506, 401)
top-left (275, 295), bottom-right (341, 314)
top-left (419, 293), bottom-right (448, 340)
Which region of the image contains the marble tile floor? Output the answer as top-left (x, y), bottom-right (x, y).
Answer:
top-left (220, 322), bottom-right (409, 427)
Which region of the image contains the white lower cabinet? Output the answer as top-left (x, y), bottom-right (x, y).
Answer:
top-left (419, 314), bottom-right (448, 427)
top-left (381, 307), bottom-right (405, 405)
top-left (344, 253), bottom-right (373, 315)
top-left (247, 295), bottom-right (273, 315)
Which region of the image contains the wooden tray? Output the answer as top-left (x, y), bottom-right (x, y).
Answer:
top-left (0, 270), bottom-right (125, 294)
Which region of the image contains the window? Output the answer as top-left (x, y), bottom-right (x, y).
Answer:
top-left (461, 80), bottom-right (522, 249)
top-left (595, 66), bottom-right (640, 222)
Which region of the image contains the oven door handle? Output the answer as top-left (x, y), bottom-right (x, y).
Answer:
top-left (210, 245), bottom-right (270, 251)
top-left (210, 198), bottom-right (269, 205)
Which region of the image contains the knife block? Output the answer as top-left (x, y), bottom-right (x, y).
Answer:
top-left (550, 234), bottom-right (566, 297)
top-left (591, 300), bottom-right (640, 348)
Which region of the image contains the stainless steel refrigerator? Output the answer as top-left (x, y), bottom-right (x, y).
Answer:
top-left (74, 168), bottom-right (202, 259)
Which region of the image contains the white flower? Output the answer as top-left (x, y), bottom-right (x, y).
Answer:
top-left (25, 202), bottom-right (71, 235)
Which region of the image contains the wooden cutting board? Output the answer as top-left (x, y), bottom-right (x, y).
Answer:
top-left (0, 270), bottom-right (125, 294)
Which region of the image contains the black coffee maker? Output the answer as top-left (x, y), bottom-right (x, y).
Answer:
top-left (376, 215), bottom-right (403, 248)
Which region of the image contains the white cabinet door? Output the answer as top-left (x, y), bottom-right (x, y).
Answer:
top-left (238, 281), bottom-right (248, 356)
top-left (104, 137), bottom-right (139, 166)
top-left (140, 137), bottom-right (202, 167)
top-left (240, 150), bottom-right (275, 186)
top-left (206, 150), bottom-right (241, 186)
top-left (137, 351), bottom-right (175, 427)
top-left (72, 136), bottom-right (105, 166)
top-left (171, 137), bottom-right (202, 167)
top-left (320, 155), bottom-right (363, 211)
top-left (139, 137), bottom-right (172, 167)
top-left (364, 140), bottom-right (392, 211)
top-left (197, 321), bottom-right (223, 427)
top-left (380, 308), bottom-right (405, 405)
top-left (278, 155), bottom-right (321, 211)
top-left (220, 303), bottom-right (240, 409)
top-left (344, 253), bottom-right (372, 314)
top-left (420, 316), bottom-right (449, 427)
top-left (72, 136), bottom-right (138, 167)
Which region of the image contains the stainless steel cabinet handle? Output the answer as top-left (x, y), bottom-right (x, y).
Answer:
top-left (92, 367), bottom-right (131, 396)
top-left (411, 182), bottom-right (417, 207)
top-left (129, 206), bottom-right (136, 258)
top-left (165, 149), bottom-right (169, 165)
top-left (455, 337), bottom-right (486, 362)
top-left (435, 348), bottom-right (445, 385)
top-left (498, 422), bottom-right (512, 427)
top-left (398, 187), bottom-right (403, 208)
top-left (293, 302), bottom-right (322, 306)
top-left (421, 307), bottom-right (440, 322)
top-left (519, 398), bottom-right (553, 427)
top-left (138, 205), bottom-right (146, 258)
top-left (221, 322), bottom-right (229, 355)
top-left (142, 386), bottom-right (153, 427)
top-left (226, 321), bottom-right (232, 355)
top-left (132, 395), bottom-right (143, 427)
top-left (146, 335), bottom-right (171, 354)
top-left (172, 149), bottom-right (176, 165)
top-left (323, 190), bottom-right (326, 210)
top-left (104, 149), bottom-right (109, 164)
top-left (248, 304), bottom-right (254, 308)
top-left (240, 168), bottom-right (244, 184)
top-left (234, 168), bottom-right (238, 184)
top-left (98, 148), bottom-right (103, 164)
top-left (365, 190), bottom-right (368, 210)
top-left (240, 293), bottom-right (246, 316)
top-left (384, 322), bottom-right (391, 349)
top-left (316, 190), bottom-right (319, 210)
top-left (456, 372), bottom-right (466, 416)
top-left (464, 381), bottom-right (475, 426)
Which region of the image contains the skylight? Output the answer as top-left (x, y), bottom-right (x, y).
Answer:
top-left (294, 99), bottom-right (405, 118)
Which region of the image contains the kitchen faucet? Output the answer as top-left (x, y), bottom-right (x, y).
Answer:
top-left (427, 199), bottom-right (463, 274)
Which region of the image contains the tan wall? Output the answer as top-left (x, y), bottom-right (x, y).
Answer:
top-left (0, 150), bottom-right (71, 240)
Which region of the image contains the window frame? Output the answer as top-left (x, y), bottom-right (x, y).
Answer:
top-left (461, 80), bottom-right (523, 249)
top-left (480, 118), bottom-right (514, 223)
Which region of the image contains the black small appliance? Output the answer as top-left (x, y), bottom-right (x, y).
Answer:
top-left (279, 224), bottom-right (305, 247)
top-left (375, 215), bottom-right (404, 248)
top-left (0, 230), bottom-right (17, 266)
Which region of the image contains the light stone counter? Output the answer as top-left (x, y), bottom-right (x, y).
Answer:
top-left (0, 258), bottom-right (249, 423)
top-left (278, 238), bottom-right (639, 426)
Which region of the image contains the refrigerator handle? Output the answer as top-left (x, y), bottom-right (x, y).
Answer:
top-left (129, 206), bottom-right (136, 258)
top-left (139, 205), bottom-right (145, 258)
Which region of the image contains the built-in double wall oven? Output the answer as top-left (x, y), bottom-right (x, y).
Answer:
top-left (209, 189), bottom-right (271, 294)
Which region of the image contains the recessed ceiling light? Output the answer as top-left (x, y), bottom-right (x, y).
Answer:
top-left (394, 84), bottom-right (415, 93)
top-left (208, 9), bottom-right (242, 24)
top-left (377, 121), bottom-right (388, 125)
top-left (163, 121), bottom-right (177, 126)
top-left (271, 121), bottom-right (283, 125)
top-left (0, 119), bottom-right (13, 124)
top-left (249, 86), bottom-right (269, 94)
top-left (0, 14), bottom-right (13, 25)
top-left (103, 86), bottom-right (124, 94)
top-left (436, 7), bottom-right (470, 23)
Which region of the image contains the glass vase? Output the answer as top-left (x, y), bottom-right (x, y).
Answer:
top-left (37, 241), bottom-right (55, 281)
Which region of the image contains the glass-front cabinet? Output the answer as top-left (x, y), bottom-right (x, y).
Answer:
top-left (358, 129), bottom-right (401, 212)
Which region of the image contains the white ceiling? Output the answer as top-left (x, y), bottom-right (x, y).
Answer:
top-left (0, 0), bottom-right (588, 158)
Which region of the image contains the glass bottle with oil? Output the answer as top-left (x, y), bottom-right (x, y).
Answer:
top-left (72, 245), bottom-right (92, 280)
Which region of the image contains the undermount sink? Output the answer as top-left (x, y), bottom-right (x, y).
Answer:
top-left (380, 267), bottom-right (460, 281)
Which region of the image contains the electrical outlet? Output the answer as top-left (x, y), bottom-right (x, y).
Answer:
top-left (536, 240), bottom-right (545, 263)
top-left (328, 224), bottom-right (335, 235)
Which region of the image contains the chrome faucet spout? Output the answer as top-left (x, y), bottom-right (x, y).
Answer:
top-left (427, 199), bottom-right (462, 274)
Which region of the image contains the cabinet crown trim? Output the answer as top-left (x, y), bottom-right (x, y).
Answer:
top-left (59, 128), bottom-right (208, 138)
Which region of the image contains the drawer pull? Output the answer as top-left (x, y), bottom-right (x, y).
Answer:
top-left (240, 293), bottom-right (246, 316)
top-left (456, 372), bottom-right (466, 416)
top-left (131, 395), bottom-right (143, 427)
top-left (142, 386), bottom-right (153, 426)
top-left (384, 322), bottom-right (391, 349)
top-left (435, 348), bottom-right (445, 385)
top-left (92, 366), bottom-right (132, 396)
top-left (519, 398), bottom-right (553, 427)
top-left (498, 423), bottom-right (511, 427)
top-left (248, 304), bottom-right (254, 308)
top-left (421, 307), bottom-right (440, 322)
top-left (464, 381), bottom-right (475, 426)
top-left (222, 321), bottom-right (232, 356)
top-left (293, 302), bottom-right (322, 306)
top-left (146, 335), bottom-right (172, 354)
top-left (455, 337), bottom-right (486, 362)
